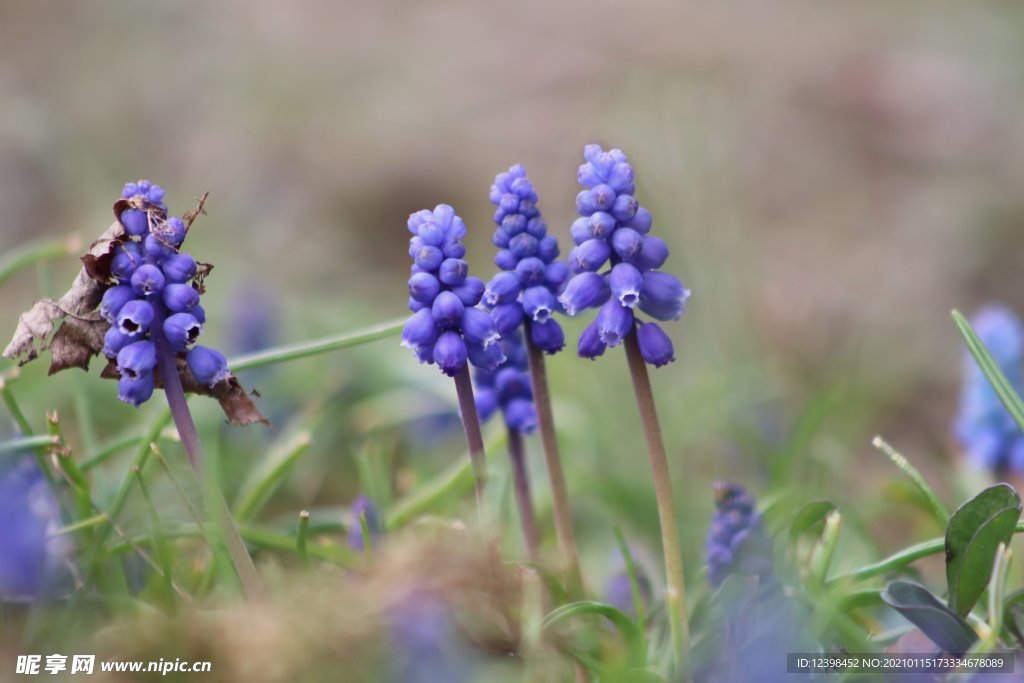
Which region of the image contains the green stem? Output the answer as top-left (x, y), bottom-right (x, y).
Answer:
top-left (523, 325), bottom-right (583, 598)
top-left (0, 434), bottom-right (60, 455)
top-left (227, 318), bottom-right (405, 372)
top-left (153, 316), bottom-right (264, 599)
top-left (623, 331), bottom-right (691, 680)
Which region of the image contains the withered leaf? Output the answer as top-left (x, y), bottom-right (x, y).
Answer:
top-left (5, 196), bottom-right (268, 426)
top-left (101, 358), bottom-right (269, 426)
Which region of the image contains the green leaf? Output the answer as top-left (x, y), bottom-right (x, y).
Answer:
top-left (227, 318), bottom-right (405, 372)
top-left (788, 501), bottom-right (836, 546)
top-left (881, 580), bottom-right (978, 655)
top-left (233, 431), bottom-right (312, 522)
top-left (542, 601), bottom-right (645, 668)
top-left (945, 484), bottom-right (1022, 616)
top-left (953, 309), bottom-right (1024, 433)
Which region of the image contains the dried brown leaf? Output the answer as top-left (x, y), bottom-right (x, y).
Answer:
top-left (100, 357), bottom-right (269, 426)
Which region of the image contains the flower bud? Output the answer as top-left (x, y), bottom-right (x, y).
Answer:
top-left (490, 303), bottom-right (524, 335)
top-left (116, 300), bottom-right (154, 337)
top-left (609, 263), bottom-right (643, 308)
top-left (559, 272), bottom-right (609, 316)
top-left (450, 276), bottom-right (484, 306)
top-left (577, 319), bottom-right (607, 360)
top-left (164, 312), bottom-right (203, 352)
top-left (100, 284), bottom-right (136, 322)
top-left (433, 331), bottom-right (468, 377)
top-left (161, 253), bottom-right (197, 283)
top-left (408, 272), bottom-right (441, 304)
top-left (460, 307), bottom-right (500, 349)
top-left (637, 322), bottom-right (675, 367)
top-left (118, 372), bottom-right (155, 407)
top-left (162, 283), bottom-right (200, 313)
top-left (529, 318), bottom-right (565, 354)
top-left (186, 345), bottom-right (230, 388)
top-left (522, 286), bottom-right (555, 323)
top-left (130, 264), bottom-right (166, 297)
top-left (431, 291), bottom-right (465, 330)
top-left (117, 340), bottom-right (157, 379)
top-left (596, 299), bottom-right (633, 347)
top-left (120, 208), bottom-right (149, 237)
top-left (639, 271), bottom-right (690, 321)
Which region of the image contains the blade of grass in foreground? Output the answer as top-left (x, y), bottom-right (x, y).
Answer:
top-left (227, 318), bottom-right (405, 372)
top-left (872, 435), bottom-right (950, 526)
top-left (953, 309), bottom-right (1024, 433)
top-left (0, 234), bottom-right (82, 289)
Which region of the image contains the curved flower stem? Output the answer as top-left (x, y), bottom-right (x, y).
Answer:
top-left (507, 428), bottom-right (540, 562)
top-left (153, 321), bottom-right (265, 599)
top-left (623, 330), bottom-right (691, 680)
top-left (523, 326), bottom-right (584, 599)
top-left (452, 366), bottom-right (487, 520)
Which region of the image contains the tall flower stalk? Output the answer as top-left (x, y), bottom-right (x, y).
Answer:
top-left (473, 330), bottom-right (540, 560)
top-left (560, 145), bottom-right (692, 676)
top-left (482, 165), bottom-right (583, 594)
top-left (105, 181), bottom-right (264, 597)
top-left (402, 205), bottom-right (505, 519)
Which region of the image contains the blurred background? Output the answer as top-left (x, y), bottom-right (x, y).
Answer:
top-left (3, 0), bottom-right (1024, 618)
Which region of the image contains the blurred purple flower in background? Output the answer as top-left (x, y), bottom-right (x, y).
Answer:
top-left (347, 495), bottom-right (383, 551)
top-left (0, 458), bottom-right (69, 600)
top-left (705, 481), bottom-right (773, 588)
top-left (387, 592), bottom-right (477, 683)
top-left (604, 549), bottom-right (653, 620)
top-left (954, 304), bottom-right (1024, 475)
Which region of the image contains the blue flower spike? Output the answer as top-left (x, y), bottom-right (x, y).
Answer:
top-left (706, 482), bottom-right (774, 587)
top-left (97, 181), bottom-right (231, 406)
top-left (402, 204), bottom-right (503, 377)
top-left (954, 305), bottom-right (1024, 475)
top-left (483, 165), bottom-right (568, 355)
top-left (561, 145), bottom-right (690, 366)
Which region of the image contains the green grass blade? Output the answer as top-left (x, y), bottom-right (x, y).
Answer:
top-left (953, 309), bottom-right (1024, 433)
top-left (0, 234), bottom-right (81, 289)
top-left (297, 511), bottom-right (311, 567)
top-left (386, 429), bottom-right (506, 529)
top-left (832, 521), bottom-right (1024, 584)
top-left (873, 435), bottom-right (950, 526)
top-left (227, 318), bottom-right (405, 372)
top-left (0, 434), bottom-right (60, 455)
top-left (233, 431), bottom-right (312, 522)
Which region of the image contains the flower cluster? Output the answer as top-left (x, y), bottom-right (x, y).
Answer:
top-left (483, 165), bottom-right (569, 354)
top-left (954, 305), bottom-right (1024, 474)
top-left (473, 330), bottom-right (537, 434)
top-left (559, 145), bottom-right (690, 366)
top-left (604, 550), bottom-right (652, 619)
top-left (100, 181), bottom-right (228, 406)
top-left (402, 205), bottom-right (504, 376)
top-left (705, 481), bottom-right (773, 587)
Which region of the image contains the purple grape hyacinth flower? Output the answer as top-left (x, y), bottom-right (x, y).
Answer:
top-left (472, 330), bottom-right (538, 434)
top-left (560, 145), bottom-right (691, 366)
top-left (0, 458), bottom-right (70, 600)
top-left (954, 305), bottom-right (1024, 474)
top-left (482, 165), bottom-right (569, 355)
top-left (97, 181), bottom-right (230, 406)
top-left (347, 495), bottom-right (383, 551)
top-left (402, 205), bottom-right (503, 376)
top-left (706, 481), bottom-right (773, 587)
